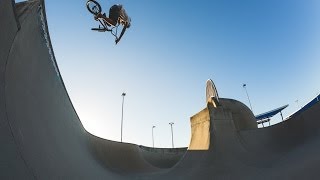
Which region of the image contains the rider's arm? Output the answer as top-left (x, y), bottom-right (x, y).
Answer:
top-left (115, 25), bottom-right (127, 44)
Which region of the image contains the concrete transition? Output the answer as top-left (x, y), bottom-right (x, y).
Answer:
top-left (1, 0), bottom-right (320, 179)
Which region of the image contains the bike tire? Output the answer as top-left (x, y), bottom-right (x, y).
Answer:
top-left (86, 0), bottom-right (102, 15)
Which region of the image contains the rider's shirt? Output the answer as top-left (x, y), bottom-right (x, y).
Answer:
top-left (109, 4), bottom-right (122, 23)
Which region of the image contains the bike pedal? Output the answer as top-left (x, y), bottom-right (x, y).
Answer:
top-left (91, 28), bottom-right (107, 32)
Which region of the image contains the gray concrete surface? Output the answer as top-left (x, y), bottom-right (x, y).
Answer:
top-left (138, 146), bottom-right (187, 169)
top-left (1, 0), bottom-right (320, 179)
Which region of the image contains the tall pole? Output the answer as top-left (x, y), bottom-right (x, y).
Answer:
top-left (169, 122), bottom-right (174, 148)
top-left (152, 126), bottom-right (156, 148)
top-left (121, 92), bottom-right (126, 142)
top-left (280, 111), bottom-right (284, 121)
top-left (295, 100), bottom-right (301, 109)
top-left (243, 84), bottom-right (253, 112)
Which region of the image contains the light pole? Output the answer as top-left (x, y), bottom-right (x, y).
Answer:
top-left (295, 99), bottom-right (301, 109)
top-left (120, 92), bottom-right (126, 142)
top-left (169, 122), bottom-right (174, 148)
top-left (243, 84), bottom-right (253, 112)
top-left (152, 126), bottom-right (156, 148)
top-left (280, 111), bottom-right (284, 121)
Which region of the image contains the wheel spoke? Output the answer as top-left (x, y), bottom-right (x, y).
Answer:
top-left (93, 6), bottom-right (97, 13)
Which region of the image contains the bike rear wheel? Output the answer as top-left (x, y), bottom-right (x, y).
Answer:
top-left (86, 0), bottom-right (101, 15)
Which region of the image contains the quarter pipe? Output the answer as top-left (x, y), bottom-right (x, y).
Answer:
top-left (1, 0), bottom-right (320, 179)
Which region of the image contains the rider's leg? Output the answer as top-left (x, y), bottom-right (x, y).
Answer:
top-left (102, 17), bottom-right (115, 26)
top-left (95, 13), bottom-right (115, 26)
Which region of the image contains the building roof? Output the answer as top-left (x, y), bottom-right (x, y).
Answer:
top-left (255, 104), bottom-right (289, 121)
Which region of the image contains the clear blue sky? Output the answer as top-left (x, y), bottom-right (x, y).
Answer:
top-left (36, 0), bottom-right (320, 147)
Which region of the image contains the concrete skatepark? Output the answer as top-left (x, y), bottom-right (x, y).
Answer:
top-left (1, 0), bottom-right (320, 179)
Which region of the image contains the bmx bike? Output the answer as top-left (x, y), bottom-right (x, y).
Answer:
top-left (86, 0), bottom-right (131, 43)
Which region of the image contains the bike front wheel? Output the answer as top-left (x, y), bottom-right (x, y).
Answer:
top-left (86, 0), bottom-right (101, 15)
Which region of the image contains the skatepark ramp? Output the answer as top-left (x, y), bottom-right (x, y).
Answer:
top-left (1, 0), bottom-right (320, 179)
